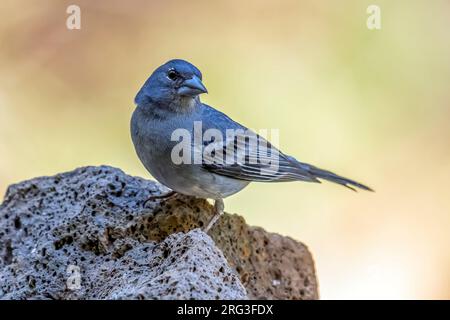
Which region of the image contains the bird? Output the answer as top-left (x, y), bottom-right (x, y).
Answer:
top-left (131, 59), bottom-right (373, 232)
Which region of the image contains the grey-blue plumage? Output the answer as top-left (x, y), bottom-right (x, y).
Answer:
top-left (131, 59), bottom-right (372, 231)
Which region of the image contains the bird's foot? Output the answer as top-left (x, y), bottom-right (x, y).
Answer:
top-left (203, 198), bottom-right (224, 233)
top-left (143, 190), bottom-right (177, 207)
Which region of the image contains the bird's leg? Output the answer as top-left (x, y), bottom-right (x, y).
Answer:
top-left (203, 198), bottom-right (224, 233)
top-left (143, 190), bottom-right (177, 207)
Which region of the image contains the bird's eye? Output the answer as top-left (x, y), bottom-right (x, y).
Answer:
top-left (167, 69), bottom-right (178, 81)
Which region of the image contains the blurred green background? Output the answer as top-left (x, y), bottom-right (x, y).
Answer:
top-left (1, 0), bottom-right (449, 299)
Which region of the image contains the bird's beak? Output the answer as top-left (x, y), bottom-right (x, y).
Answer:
top-left (177, 75), bottom-right (208, 97)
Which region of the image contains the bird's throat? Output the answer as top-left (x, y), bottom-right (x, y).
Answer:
top-left (172, 96), bottom-right (198, 113)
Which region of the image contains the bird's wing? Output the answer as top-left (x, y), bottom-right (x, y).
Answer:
top-left (199, 129), bottom-right (320, 183)
top-left (196, 104), bottom-right (373, 191)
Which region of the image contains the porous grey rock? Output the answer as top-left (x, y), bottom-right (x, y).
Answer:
top-left (0, 166), bottom-right (318, 300)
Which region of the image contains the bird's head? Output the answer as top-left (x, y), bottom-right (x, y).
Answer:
top-left (135, 59), bottom-right (207, 112)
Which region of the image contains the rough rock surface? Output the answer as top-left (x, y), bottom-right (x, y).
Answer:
top-left (0, 166), bottom-right (318, 299)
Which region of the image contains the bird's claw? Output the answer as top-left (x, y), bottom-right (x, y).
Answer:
top-left (143, 190), bottom-right (177, 207)
top-left (203, 198), bottom-right (224, 233)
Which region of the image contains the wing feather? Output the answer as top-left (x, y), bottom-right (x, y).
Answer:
top-left (200, 131), bottom-right (319, 183)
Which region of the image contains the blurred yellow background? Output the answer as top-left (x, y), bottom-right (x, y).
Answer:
top-left (1, 0), bottom-right (449, 299)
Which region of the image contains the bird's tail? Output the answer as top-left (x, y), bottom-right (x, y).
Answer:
top-left (296, 162), bottom-right (373, 192)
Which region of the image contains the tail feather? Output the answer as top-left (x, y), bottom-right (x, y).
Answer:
top-left (297, 162), bottom-right (374, 192)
